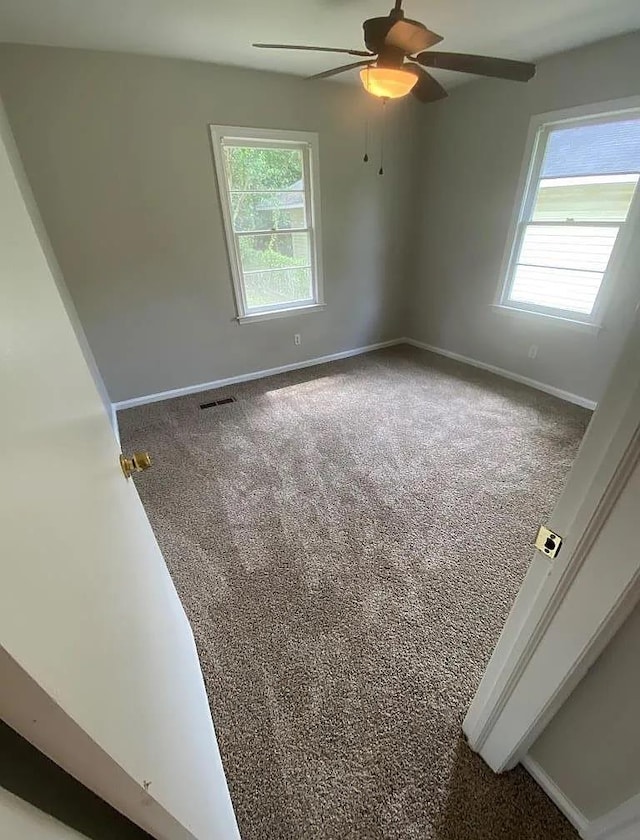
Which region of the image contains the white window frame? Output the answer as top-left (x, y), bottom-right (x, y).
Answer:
top-left (495, 97), bottom-right (640, 332)
top-left (209, 125), bottom-right (325, 324)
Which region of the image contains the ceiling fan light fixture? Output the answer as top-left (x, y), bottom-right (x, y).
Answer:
top-left (359, 66), bottom-right (418, 99)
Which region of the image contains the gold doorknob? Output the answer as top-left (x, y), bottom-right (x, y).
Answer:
top-left (120, 451), bottom-right (152, 479)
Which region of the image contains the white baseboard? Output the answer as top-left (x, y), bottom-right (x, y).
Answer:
top-left (522, 756), bottom-right (589, 836)
top-left (584, 792), bottom-right (640, 840)
top-left (110, 403), bottom-right (121, 446)
top-left (402, 337), bottom-right (597, 411)
top-left (113, 336), bottom-right (598, 413)
top-left (522, 756), bottom-right (640, 840)
top-left (112, 339), bottom-right (404, 411)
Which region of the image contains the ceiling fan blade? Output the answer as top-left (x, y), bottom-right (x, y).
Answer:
top-left (363, 18), bottom-right (392, 53)
top-left (415, 51), bottom-right (535, 82)
top-left (363, 17), bottom-right (441, 54)
top-left (308, 60), bottom-right (374, 81)
top-left (253, 43), bottom-right (373, 57)
top-left (407, 65), bottom-right (448, 103)
top-left (385, 19), bottom-right (443, 53)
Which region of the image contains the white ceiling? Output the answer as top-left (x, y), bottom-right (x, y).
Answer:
top-left (0, 0), bottom-right (639, 87)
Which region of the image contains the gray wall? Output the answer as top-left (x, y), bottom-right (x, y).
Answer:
top-left (3, 36), bottom-right (639, 407)
top-left (0, 45), bottom-right (416, 403)
top-left (409, 30), bottom-right (640, 405)
top-left (0, 94), bottom-right (113, 426)
top-left (530, 598), bottom-right (640, 820)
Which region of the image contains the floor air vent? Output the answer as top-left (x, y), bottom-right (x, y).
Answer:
top-left (200, 397), bottom-right (236, 409)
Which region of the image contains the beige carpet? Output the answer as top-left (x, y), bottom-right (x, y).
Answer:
top-left (119, 345), bottom-right (590, 840)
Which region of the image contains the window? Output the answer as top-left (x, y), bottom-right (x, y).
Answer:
top-left (499, 110), bottom-right (640, 324)
top-left (210, 126), bottom-right (324, 322)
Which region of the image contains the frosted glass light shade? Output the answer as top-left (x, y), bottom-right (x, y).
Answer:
top-left (359, 66), bottom-right (418, 99)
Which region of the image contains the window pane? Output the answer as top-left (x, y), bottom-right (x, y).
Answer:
top-left (223, 146), bottom-right (304, 192)
top-left (238, 232), bottom-right (311, 273)
top-left (510, 265), bottom-right (602, 315)
top-left (230, 191), bottom-right (307, 232)
top-left (503, 114), bottom-right (640, 319)
top-left (518, 225), bottom-right (619, 272)
top-left (541, 118), bottom-right (640, 179)
top-left (532, 175), bottom-right (639, 222)
top-left (244, 267), bottom-right (313, 310)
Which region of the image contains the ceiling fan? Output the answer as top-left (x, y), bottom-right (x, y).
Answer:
top-left (254, 0), bottom-right (535, 103)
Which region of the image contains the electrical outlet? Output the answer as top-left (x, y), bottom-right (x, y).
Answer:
top-left (528, 344), bottom-right (538, 359)
top-left (294, 334), bottom-right (301, 346)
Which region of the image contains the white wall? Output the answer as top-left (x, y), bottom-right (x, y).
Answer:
top-left (409, 31), bottom-right (640, 405)
top-left (0, 44), bottom-right (416, 403)
top-left (1, 788), bottom-right (88, 840)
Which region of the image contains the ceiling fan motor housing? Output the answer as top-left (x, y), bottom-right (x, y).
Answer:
top-left (376, 45), bottom-right (407, 69)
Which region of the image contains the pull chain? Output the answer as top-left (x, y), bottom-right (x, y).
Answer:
top-left (362, 69), bottom-right (370, 163)
top-left (379, 98), bottom-right (387, 175)
top-left (363, 112), bottom-right (369, 163)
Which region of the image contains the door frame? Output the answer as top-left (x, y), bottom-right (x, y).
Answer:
top-left (464, 309), bottom-right (640, 771)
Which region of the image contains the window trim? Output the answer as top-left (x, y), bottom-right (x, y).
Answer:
top-left (209, 125), bottom-right (324, 323)
top-left (495, 97), bottom-right (640, 328)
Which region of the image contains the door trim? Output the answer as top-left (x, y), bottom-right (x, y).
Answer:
top-left (463, 311), bottom-right (640, 771)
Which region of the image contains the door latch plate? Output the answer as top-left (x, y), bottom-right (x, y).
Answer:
top-left (535, 525), bottom-right (563, 559)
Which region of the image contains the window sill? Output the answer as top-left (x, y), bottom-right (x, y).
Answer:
top-left (237, 302), bottom-right (326, 324)
top-left (490, 304), bottom-right (602, 335)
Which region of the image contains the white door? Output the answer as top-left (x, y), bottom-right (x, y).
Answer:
top-left (0, 107), bottom-right (240, 840)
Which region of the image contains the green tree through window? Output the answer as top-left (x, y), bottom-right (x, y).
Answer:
top-left (212, 127), bottom-right (322, 318)
top-left (223, 145), bottom-right (312, 308)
